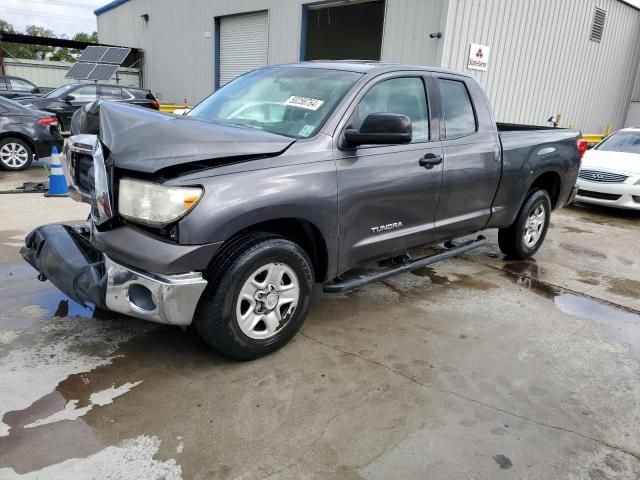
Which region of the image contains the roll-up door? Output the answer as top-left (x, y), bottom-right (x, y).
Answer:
top-left (218, 11), bottom-right (268, 87)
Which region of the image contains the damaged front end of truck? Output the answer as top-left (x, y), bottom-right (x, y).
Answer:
top-left (19, 100), bottom-right (293, 326)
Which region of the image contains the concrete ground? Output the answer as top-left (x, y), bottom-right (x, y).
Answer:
top-left (0, 165), bottom-right (639, 479)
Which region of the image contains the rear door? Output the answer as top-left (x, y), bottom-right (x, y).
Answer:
top-left (431, 74), bottom-right (501, 241)
top-left (334, 72), bottom-right (443, 270)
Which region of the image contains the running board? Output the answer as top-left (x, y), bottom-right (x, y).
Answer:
top-left (323, 236), bottom-right (487, 293)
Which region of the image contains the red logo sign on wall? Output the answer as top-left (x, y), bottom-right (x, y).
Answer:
top-left (468, 43), bottom-right (490, 71)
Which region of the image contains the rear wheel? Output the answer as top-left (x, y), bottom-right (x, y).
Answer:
top-left (0, 138), bottom-right (33, 171)
top-left (498, 189), bottom-right (551, 259)
top-left (195, 233), bottom-right (314, 360)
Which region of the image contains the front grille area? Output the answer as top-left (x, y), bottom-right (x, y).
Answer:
top-left (578, 169), bottom-right (629, 183)
top-left (577, 189), bottom-right (621, 201)
top-left (74, 153), bottom-right (94, 194)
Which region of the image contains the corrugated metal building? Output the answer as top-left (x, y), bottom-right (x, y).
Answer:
top-left (96, 0), bottom-right (640, 132)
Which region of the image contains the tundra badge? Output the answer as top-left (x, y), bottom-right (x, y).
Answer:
top-left (371, 222), bottom-right (403, 234)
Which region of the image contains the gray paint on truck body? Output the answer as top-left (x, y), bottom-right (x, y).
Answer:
top-left (39, 63), bottom-right (582, 285)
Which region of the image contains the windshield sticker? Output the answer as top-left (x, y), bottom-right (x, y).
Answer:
top-left (299, 125), bottom-right (315, 137)
top-left (284, 96), bottom-right (325, 111)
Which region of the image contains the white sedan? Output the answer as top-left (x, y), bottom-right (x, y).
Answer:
top-left (575, 128), bottom-right (640, 210)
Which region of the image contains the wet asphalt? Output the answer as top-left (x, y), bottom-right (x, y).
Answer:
top-left (0, 166), bottom-right (639, 479)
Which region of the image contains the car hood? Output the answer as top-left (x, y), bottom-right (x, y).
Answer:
top-left (86, 101), bottom-right (296, 174)
top-left (582, 149), bottom-right (640, 175)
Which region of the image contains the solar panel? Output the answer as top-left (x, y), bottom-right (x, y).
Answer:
top-left (65, 62), bottom-right (98, 79)
top-left (78, 46), bottom-right (109, 63)
top-left (99, 47), bottom-right (131, 65)
top-left (87, 64), bottom-right (119, 81)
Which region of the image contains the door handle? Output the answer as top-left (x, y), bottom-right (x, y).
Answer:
top-left (419, 153), bottom-right (443, 169)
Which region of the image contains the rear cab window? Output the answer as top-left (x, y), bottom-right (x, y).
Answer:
top-left (437, 78), bottom-right (477, 139)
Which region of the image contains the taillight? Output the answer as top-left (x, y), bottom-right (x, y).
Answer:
top-left (151, 100), bottom-right (160, 110)
top-left (37, 117), bottom-right (58, 126)
top-left (577, 139), bottom-right (588, 158)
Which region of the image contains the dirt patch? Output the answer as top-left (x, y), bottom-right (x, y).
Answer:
top-left (605, 277), bottom-right (640, 300)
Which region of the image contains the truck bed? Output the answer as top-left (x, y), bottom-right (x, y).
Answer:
top-left (488, 126), bottom-right (582, 229)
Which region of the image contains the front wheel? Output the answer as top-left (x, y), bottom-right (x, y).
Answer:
top-left (498, 189), bottom-right (551, 259)
top-left (195, 233), bottom-right (314, 360)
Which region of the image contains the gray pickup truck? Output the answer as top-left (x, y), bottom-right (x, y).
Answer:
top-left (21, 61), bottom-right (582, 360)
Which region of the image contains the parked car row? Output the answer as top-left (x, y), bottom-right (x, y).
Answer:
top-left (18, 83), bottom-right (159, 133)
top-left (0, 77), bottom-right (159, 170)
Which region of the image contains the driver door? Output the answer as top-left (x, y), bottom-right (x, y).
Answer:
top-left (334, 73), bottom-right (444, 270)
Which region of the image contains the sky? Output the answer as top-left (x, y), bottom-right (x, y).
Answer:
top-left (1, 0), bottom-right (640, 38)
top-left (0, 0), bottom-right (102, 37)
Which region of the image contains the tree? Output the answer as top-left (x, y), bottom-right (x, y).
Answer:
top-left (0, 20), bottom-right (98, 62)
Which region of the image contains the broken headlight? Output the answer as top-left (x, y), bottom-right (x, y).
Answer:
top-left (118, 178), bottom-right (203, 226)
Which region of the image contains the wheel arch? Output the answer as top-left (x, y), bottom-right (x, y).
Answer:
top-left (528, 169), bottom-right (562, 208)
top-left (213, 217), bottom-right (331, 283)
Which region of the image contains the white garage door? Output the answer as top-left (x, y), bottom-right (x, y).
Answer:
top-left (219, 11), bottom-right (268, 87)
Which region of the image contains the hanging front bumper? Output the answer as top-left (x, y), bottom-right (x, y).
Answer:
top-left (21, 224), bottom-right (208, 326)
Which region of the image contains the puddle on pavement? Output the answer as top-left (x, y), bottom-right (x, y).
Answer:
top-left (411, 266), bottom-right (498, 291)
top-left (505, 273), bottom-right (640, 361)
top-left (0, 326), bottom-right (218, 474)
top-left (501, 259), bottom-right (540, 278)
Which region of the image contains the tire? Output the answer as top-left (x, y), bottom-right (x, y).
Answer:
top-left (195, 233), bottom-right (314, 360)
top-left (0, 137), bottom-right (33, 171)
top-left (498, 189), bottom-right (552, 259)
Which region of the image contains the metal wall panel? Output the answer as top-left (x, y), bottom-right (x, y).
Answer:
top-left (380, 0), bottom-right (449, 66)
top-left (440, 0), bottom-right (640, 132)
top-left (97, 0), bottom-right (449, 103)
top-left (98, 0), bottom-right (640, 130)
top-left (219, 12), bottom-right (269, 86)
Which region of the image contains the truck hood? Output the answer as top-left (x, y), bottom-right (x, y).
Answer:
top-left (86, 101), bottom-right (296, 174)
top-left (582, 149), bottom-right (640, 175)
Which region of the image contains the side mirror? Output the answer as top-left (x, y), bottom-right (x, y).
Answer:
top-left (64, 94), bottom-right (75, 103)
top-left (344, 113), bottom-right (412, 147)
top-left (32, 87), bottom-right (40, 94)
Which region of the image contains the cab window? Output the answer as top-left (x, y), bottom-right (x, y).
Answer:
top-left (437, 79), bottom-right (477, 138)
top-left (352, 77), bottom-right (429, 143)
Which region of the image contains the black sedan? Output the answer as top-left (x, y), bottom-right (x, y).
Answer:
top-left (0, 96), bottom-right (63, 171)
top-left (18, 83), bottom-right (160, 133)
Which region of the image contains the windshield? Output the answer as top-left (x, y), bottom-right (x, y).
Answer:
top-left (45, 84), bottom-right (75, 98)
top-left (596, 131), bottom-right (640, 155)
top-left (188, 67), bottom-right (362, 139)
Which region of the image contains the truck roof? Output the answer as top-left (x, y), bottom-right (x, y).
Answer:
top-left (277, 60), bottom-right (474, 78)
